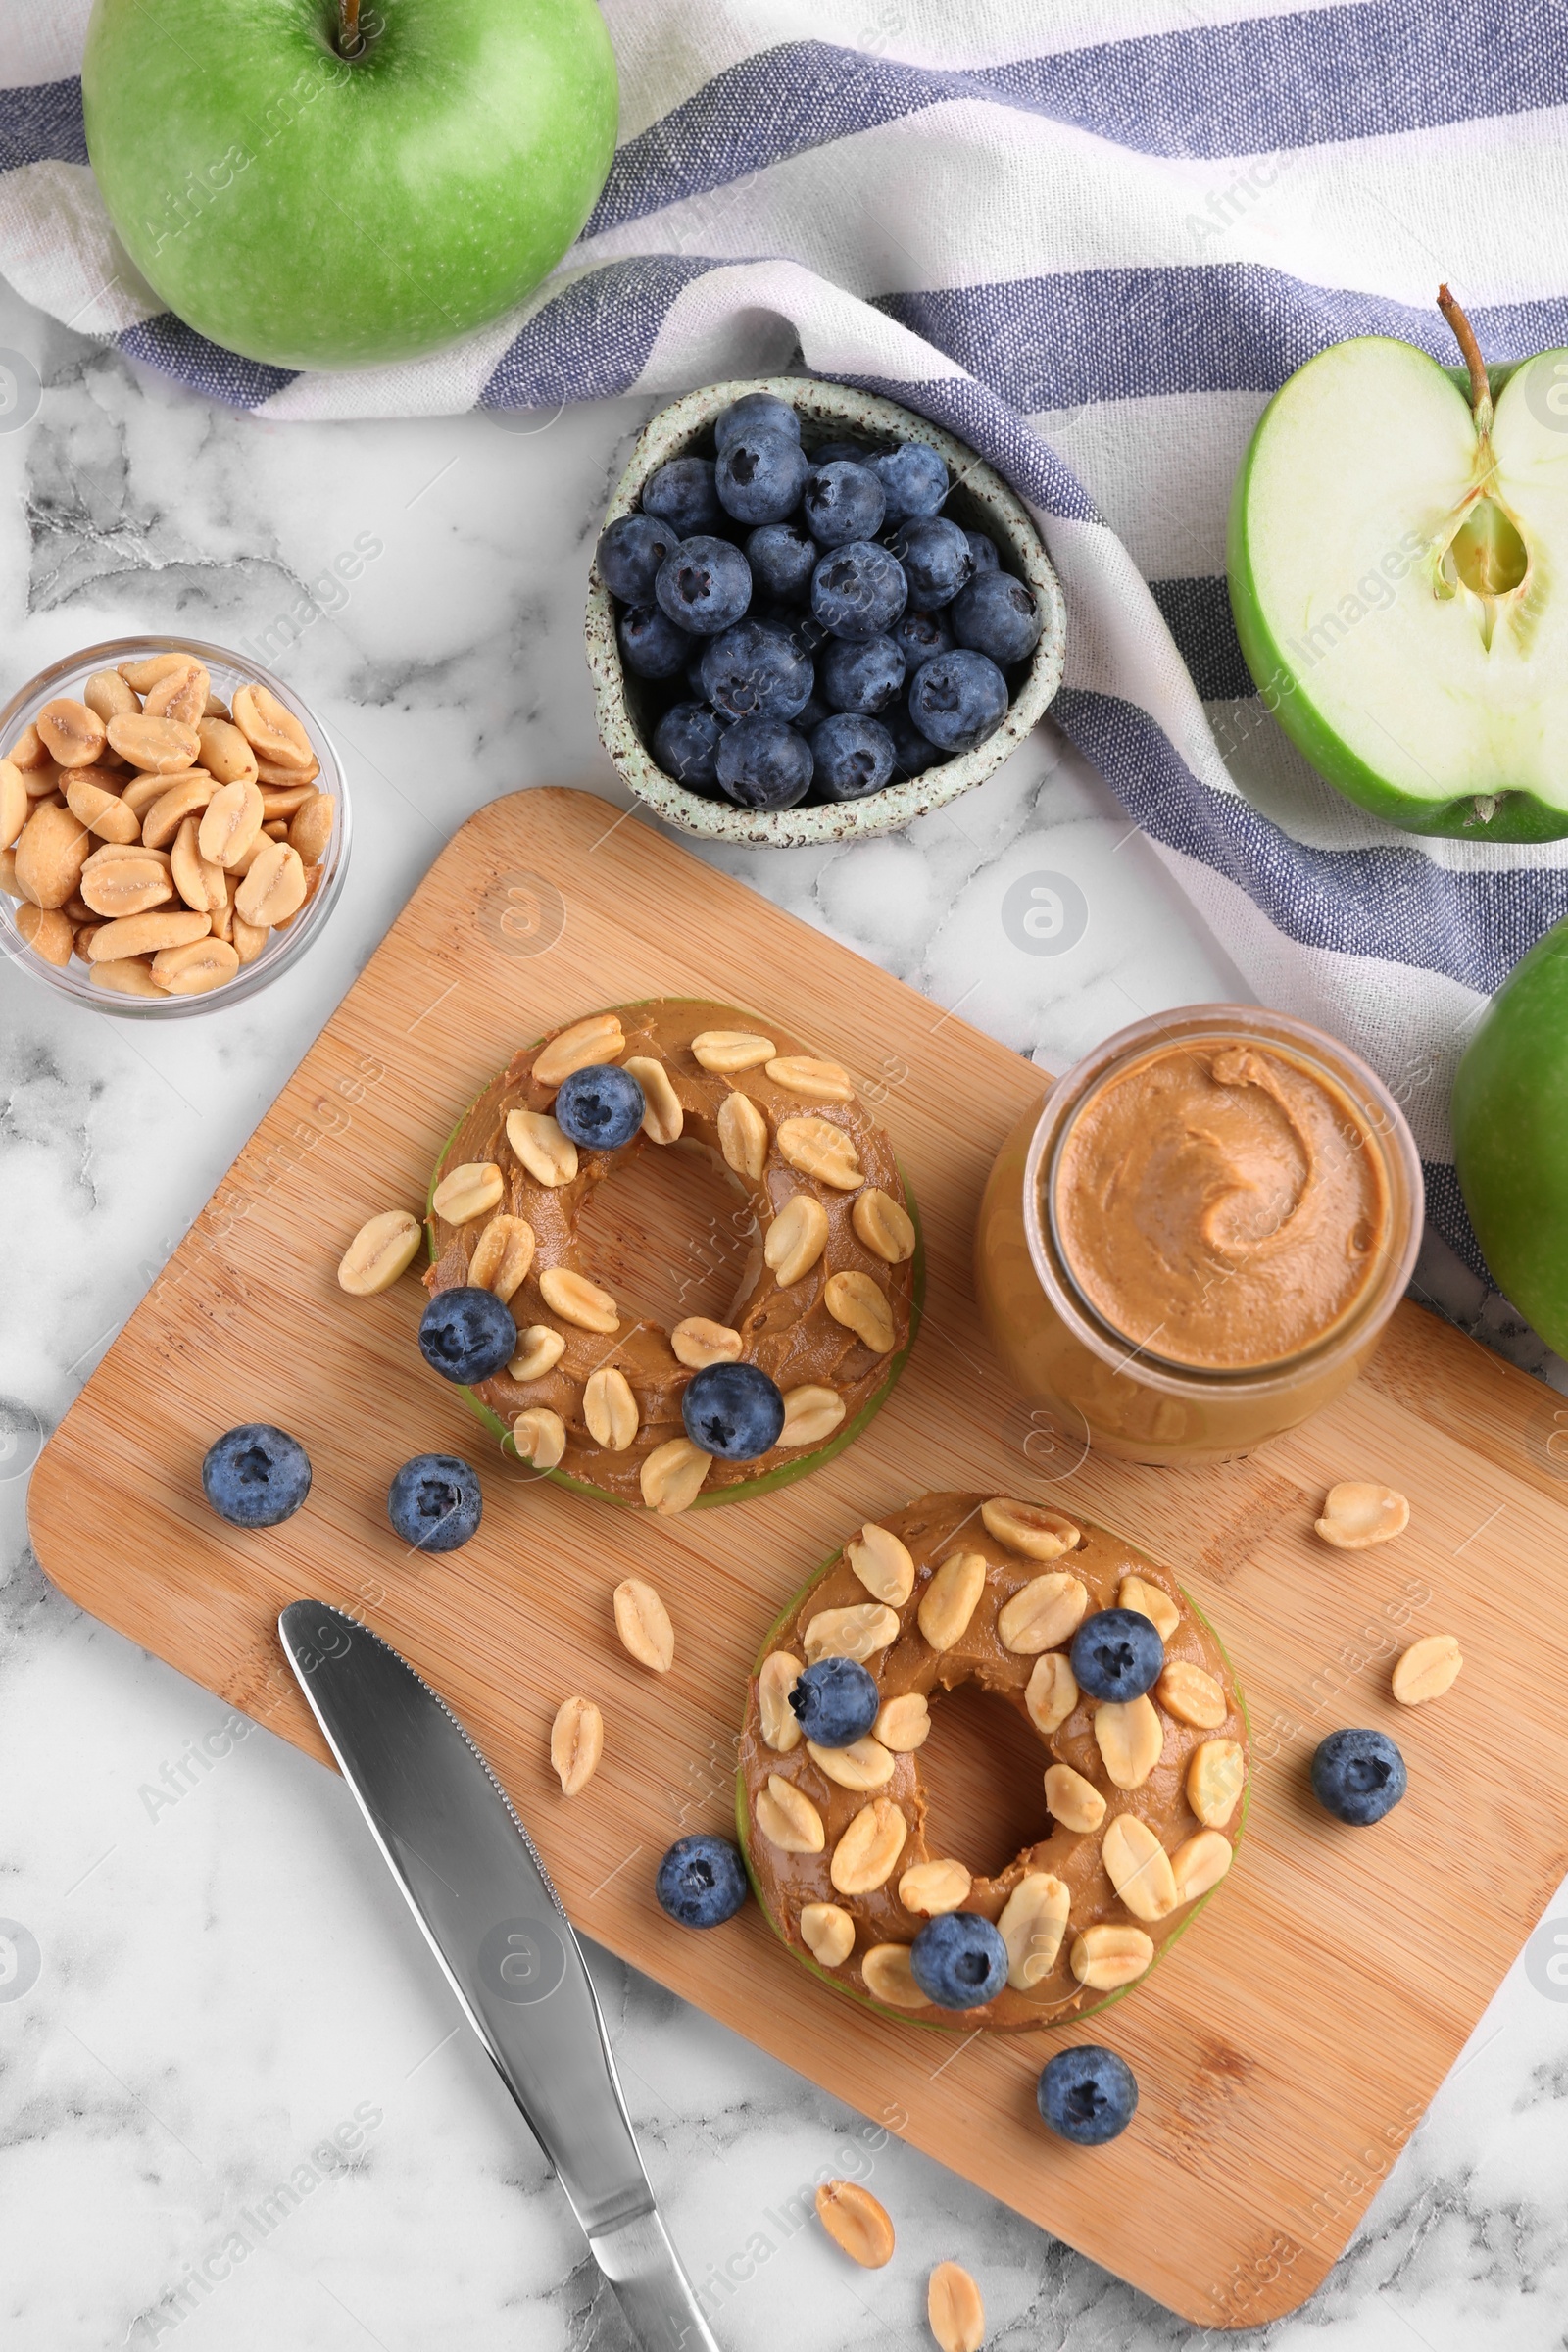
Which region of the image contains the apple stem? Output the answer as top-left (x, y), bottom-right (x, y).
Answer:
top-left (1438, 283), bottom-right (1493, 434)
top-left (338, 0), bottom-right (363, 55)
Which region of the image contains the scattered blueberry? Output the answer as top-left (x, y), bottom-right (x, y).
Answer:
top-left (618, 603), bottom-right (692, 680)
top-left (643, 455), bottom-right (722, 537)
top-left (554, 1061), bottom-right (646, 1151)
top-left (715, 428), bottom-right (809, 524)
top-left (951, 570), bottom-right (1043, 664)
top-left (655, 536), bottom-right (753, 636)
top-left (884, 700), bottom-right (944, 777)
top-left (965, 528), bottom-right (1000, 574)
top-left (820, 633), bottom-right (905, 715)
top-left (872, 440), bottom-right (949, 522)
top-left (909, 1912), bottom-right (1010, 2009)
top-left (811, 714), bottom-right (896, 800)
top-left (681, 1359), bottom-right (786, 1457)
top-left (714, 392), bottom-right (801, 452)
top-left (788, 1654), bottom-right (880, 1745)
top-left (701, 619), bottom-right (815, 722)
top-left (596, 513), bottom-right (680, 604)
top-left (386, 1453), bottom-right (482, 1551)
top-left (747, 520), bottom-right (818, 603)
top-left (715, 713), bottom-right (814, 808)
top-left (803, 459), bottom-right (886, 547)
top-left (657, 1833), bottom-right (750, 1927)
top-left (1311, 1728), bottom-right (1407, 1826)
top-left (1069, 1609), bottom-right (1164, 1702)
top-left (892, 608), bottom-right (952, 667)
top-left (894, 514), bottom-right (976, 610)
top-left (654, 701), bottom-right (727, 790)
top-left (810, 539), bottom-right (908, 641)
top-left (908, 649), bottom-right (1009, 752)
top-left (1038, 2046), bottom-right (1139, 2146)
top-left (418, 1286), bottom-right (518, 1385)
top-left (201, 1424), bottom-right (312, 1528)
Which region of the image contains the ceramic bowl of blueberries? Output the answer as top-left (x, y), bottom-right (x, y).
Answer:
top-left (585, 376), bottom-right (1065, 847)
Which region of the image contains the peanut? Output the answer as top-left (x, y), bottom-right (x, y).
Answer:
top-left (584, 1365), bottom-right (639, 1451)
top-left (824, 1269), bottom-right (895, 1352)
top-left (234, 839), bottom-right (306, 927)
top-left (87, 908), bottom-right (211, 961)
top-left (65, 773), bottom-right (141, 845)
top-left (716, 1089), bottom-right (769, 1181)
top-left (899, 1858), bottom-right (971, 1915)
top-left (534, 1012), bottom-right (625, 1088)
top-left (141, 771), bottom-right (217, 852)
top-left (765, 1192), bottom-right (829, 1286)
top-left (764, 1054), bottom-right (854, 1102)
top-left (1186, 1739), bottom-right (1247, 1829)
top-left (1118, 1573), bottom-right (1180, 1643)
top-left (873, 1691), bottom-right (930, 1751)
top-left (1094, 1694), bottom-right (1164, 1790)
top-left (122, 770), bottom-right (179, 821)
top-left (91, 956), bottom-right (166, 997)
top-left (639, 1437), bottom-right (712, 1514)
top-left (1170, 1828), bottom-right (1233, 1904)
top-left (231, 680), bottom-right (315, 771)
top-left (195, 715), bottom-right (259, 784)
top-left (612, 1577), bottom-right (674, 1673)
top-left (6, 725), bottom-right (49, 771)
top-left (16, 903), bottom-right (73, 964)
top-left (262, 783), bottom-right (319, 819)
top-left (512, 1407), bottom-right (566, 1469)
top-left (151, 935), bottom-right (240, 996)
top-left (538, 1265), bottom-right (619, 1334)
top-left (1155, 1661), bottom-right (1228, 1730)
top-left (170, 815), bottom-right (228, 916)
top-left (338, 1208), bottom-right (423, 1296)
top-left (980, 1498), bottom-right (1081, 1559)
top-left (800, 1902), bottom-right (855, 1968)
top-left (778, 1384), bottom-right (845, 1446)
top-left (141, 658), bottom-right (209, 727)
top-left (199, 777), bottom-right (266, 869)
top-left (83, 669), bottom-right (139, 724)
top-left (623, 1054), bottom-right (682, 1143)
top-left (1102, 1812), bottom-right (1178, 1921)
top-left (1044, 1763), bottom-right (1105, 1835)
top-left (757, 1773), bottom-right (824, 1854)
top-left (917, 1550), bottom-right (987, 1651)
top-left (758, 1651), bottom-right (803, 1751)
top-left (1393, 1632), bottom-right (1463, 1706)
top-left (998, 1871), bottom-right (1070, 1989)
top-left (0, 760), bottom-right (24, 849)
top-left (815, 2180), bottom-right (894, 2268)
top-left (254, 753), bottom-right (318, 788)
top-left (506, 1107), bottom-right (578, 1188)
top-left (1315, 1480), bottom-right (1409, 1548)
top-left (287, 792), bottom-right (335, 865)
top-left (106, 712), bottom-right (201, 773)
top-left (550, 1695), bottom-right (603, 1796)
top-left (859, 1943), bottom-right (926, 2010)
top-left (431, 1161), bottom-right (505, 1225)
top-left (117, 653), bottom-right (188, 694)
top-left (776, 1114), bottom-right (862, 1190)
top-left (36, 697), bottom-right (106, 768)
top-left (830, 1797), bottom-right (906, 1894)
top-left (231, 913), bottom-right (270, 965)
top-left (15, 804), bottom-right (90, 907)
top-left (804, 1602), bottom-right (899, 1664)
top-left (509, 1324), bottom-right (565, 1382)
top-left (1025, 1651), bottom-right (1078, 1738)
top-left (669, 1317), bottom-right (742, 1369)
top-left (691, 1028), bottom-right (774, 1072)
top-left (996, 1571), bottom-right (1088, 1655)
top-left (852, 1186), bottom-right (915, 1263)
top-left (928, 2263), bottom-right (985, 2352)
top-left (846, 1521), bottom-right (914, 1606)
top-left (1070, 1922), bottom-right (1154, 1990)
top-left (468, 1212), bottom-right (536, 1302)
top-left (808, 1734), bottom-right (895, 1790)
top-left (79, 848), bottom-right (174, 918)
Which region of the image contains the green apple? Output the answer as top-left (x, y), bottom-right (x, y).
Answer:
top-left (1228, 293), bottom-right (1568, 841)
top-left (82, 0), bottom-right (618, 371)
top-left (1452, 917), bottom-right (1568, 1352)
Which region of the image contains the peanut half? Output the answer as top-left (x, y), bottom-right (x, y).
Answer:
top-left (716, 1089), bottom-right (769, 1181)
top-left (1155, 1660), bottom-right (1228, 1730)
top-left (468, 1213), bottom-right (536, 1302)
top-left (534, 1012), bottom-right (625, 1088)
top-left (338, 1209), bottom-right (423, 1296)
top-left (1392, 1632), bottom-right (1462, 1706)
top-left (917, 1550), bottom-right (987, 1651)
top-left (764, 1054), bottom-right (854, 1102)
top-left (431, 1161), bottom-right (505, 1225)
top-left (859, 1944), bottom-right (926, 2010)
top-left (997, 1871), bottom-right (1070, 1990)
top-left (824, 1269), bottom-right (895, 1352)
top-left (87, 909), bottom-right (211, 961)
top-left (1118, 1572), bottom-right (1180, 1643)
top-left (928, 2262), bottom-right (985, 2352)
top-left (1186, 1739), bottom-right (1246, 1829)
top-left (141, 658), bottom-right (210, 727)
top-left (1044, 1763), bottom-right (1105, 1835)
top-left (638, 1437), bottom-right (712, 1514)
top-left (852, 1186), bottom-right (916, 1264)
top-left (36, 697), bottom-right (106, 768)
top-left (538, 1266), bottom-right (619, 1334)
top-left (1170, 1828), bottom-right (1232, 1904)
top-left (669, 1317), bottom-right (742, 1369)
top-left (79, 848), bottom-right (173, 917)
top-left (152, 936), bottom-right (239, 995)
top-left (107, 712), bottom-right (201, 773)
top-left (758, 1651), bottom-right (803, 1751)
top-left (846, 1521), bottom-right (915, 1606)
top-left (623, 1053), bottom-right (682, 1144)
top-left (65, 773), bottom-right (140, 845)
top-left (196, 714), bottom-right (259, 784)
top-left (231, 680), bottom-right (315, 771)
top-left (899, 1858), bottom-right (971, 1915)
top-left (757, 1773), bottom-right (824, 1854)
top-left (800, 1902), bottom-right (855, 1968)
top-left (17, 904), bottom-right (73, 964)
top-left (778, 1385), bottom-right (846, 1447)
top-left (15, 805), bottom-right (89, 908)
top-left (691, 1028), bottom-right (774, 1072)
top-left (1094, 1694), bottom-right (1164, 1790)
top-left (815, 2180), bottom-right (895, 2269)
top-left (873, 1691), bottom-right (930, 1751)
top-left (981, 1498), bottom-right (1081, 1559)
top-left (807, 1735), bottom-right (895, 1791)
top-left (612, 1577), bottom-right (674, 1673)
top-left (584, 1366), bottom-right (639, 1451)
top-left (830, 1796), bottom-right (906, 1894)
top-left (1315, 1480), bottom-right (1409, 1548)
top-left (198, 776), bottom-right (265, 869)
top-left (234, 839), bottom-right (307, 928)
top-left (512, 1407), bottom-right (566, 1469)
top-left (506, 1107), bottom-right (579, 1188)
top-left (997, 1571), bottom-right (1088, 1655)
top-left (764, 1192), bottom-right (829, 1287)
top-left (776, 1115), bottom-right (863, 1190)
top-left (510, 1324), bottom-right (565, 1382)
top-left (0, 760), bottom-right (25, 850)
top-left (804, 1602), bottom-right (900, 1664)
top-left (549, 1695), bottom-right (604, 1796)
top-left (1069, 1922), bottom-right (1154, 1990)
top-left (1025, 1652), bottom-right (1079, 1738)
top-left (1102, 1812), bottom-right (1178, 1922)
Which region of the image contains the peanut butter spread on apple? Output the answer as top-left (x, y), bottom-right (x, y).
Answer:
top-left (1052, 1039), bottom-right (1388, 1371)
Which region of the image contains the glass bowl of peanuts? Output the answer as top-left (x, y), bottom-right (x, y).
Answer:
top-left (0, 636), bottom-right (349, 1015)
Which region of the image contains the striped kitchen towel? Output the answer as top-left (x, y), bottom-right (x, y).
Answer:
top-left (6, 0), bottom-right (1568, 1295)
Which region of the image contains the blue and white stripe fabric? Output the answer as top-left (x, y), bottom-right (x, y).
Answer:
top-left (7, 0), bottom-right (1568, 1287)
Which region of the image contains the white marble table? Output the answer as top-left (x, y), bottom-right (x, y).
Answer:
top-left (3, 270), bottom-right (1566, 2352)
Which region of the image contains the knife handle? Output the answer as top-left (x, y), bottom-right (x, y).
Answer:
top-left (592, 2206), bottom-right (722, 2352)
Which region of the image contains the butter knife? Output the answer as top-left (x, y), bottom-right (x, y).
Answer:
top-left (279, 1599), bottom-right (719, 2352)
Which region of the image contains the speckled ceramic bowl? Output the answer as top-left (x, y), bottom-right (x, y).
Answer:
top-left (586, 377), bottom-right (1065, 847)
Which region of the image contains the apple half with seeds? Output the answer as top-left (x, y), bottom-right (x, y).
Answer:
top-left (1229, 289), bottom-right (1568, 841)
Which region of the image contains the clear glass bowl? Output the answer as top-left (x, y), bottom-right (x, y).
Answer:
top-left (0, 636), bottom-right (349, 1018)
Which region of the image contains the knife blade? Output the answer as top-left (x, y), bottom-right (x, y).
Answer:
top-left (278, 1599), bottom-right (720, 2352)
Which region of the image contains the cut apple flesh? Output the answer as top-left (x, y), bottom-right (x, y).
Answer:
top-left (1228, 336), bottom-right (1568, 835)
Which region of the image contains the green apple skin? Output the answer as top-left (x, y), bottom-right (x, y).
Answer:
top-left (1227, 337), bottom-right (1568, 843)
top-left (1452, 918), bottom-right (1568, 1350)
top-left (82, 0), bottom-right (618, 370)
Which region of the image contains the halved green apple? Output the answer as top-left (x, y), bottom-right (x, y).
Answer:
top-left (1229, 298), bottom-right (1568, 840)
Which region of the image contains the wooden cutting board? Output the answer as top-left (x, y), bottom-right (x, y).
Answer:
top-left (29, 787), bottom-right (1568, 2328)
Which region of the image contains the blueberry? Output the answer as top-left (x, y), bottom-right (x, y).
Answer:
top-left (681, 1360), bottom-right (786, 1457)
top-left (819, 633), bottom-right (905, 715)
top-left (201, 1423), bottom-right (312, 1528)
top-left (656, 1833), bottom-right (750, 1928)
top-left (554, 1061), bottom-right (645, 1150)
top-left (811, 438), bottom-right (873, 466)
top-left (684, 651), bottom-right (711, 703)
top-left (872, 440), bottom-right (949, 523)
top-left (386, 1453), bottom-right (481, 1551)
top-left (418, 1285), bottom-right (517, 1385)
top-left (701, 619), bottom-right (815, 722)
top-left (747, 521), bottom-right (818, 603)
top-left (951, 570), bottom-right (1043, 665)
top-left (965, 528), bottom-right (1000, 574)
top-left (1069, 1608), bottom-right (1164, 1703)
top-left (908, 649), bottom-right (1009, 752)
top-left (803, 459), bottom-right (886, 548)
top-left (810, 714), bottom-right (895, 800)
top-left (892, 608), bottom-right (952, 667)
top-left (810, 540), bottom-right (908, 642)
top-left (1311, 1728), bottom-right (1407, 1826)
top-left (794, 692), bottom-right (829, 734)
top-left (714, 393), bottom-right (801, 453)
top-left (715, 714), bottom-right (813, 809)
top-left (618, 603), bottom-right (692, 680)
top-left (787, 1655), bottom-right (880, 1746)
top-left (908, 1912), bottom-right (1009, 2010)
top-left (885, 699), bottom-right (944, 777)
top-left (715, 428), bottom-right (809, 524)
top-left (643, 455), bottom-right (721, 537)
top-left (892, 514), bottom-right (975, 610)
top-left (654, 701), bottom-right (726, 790)
top-left (595, 513), bottom-right (679, 604)
top-left (1037, 2046), bottom-right (1139, 2146)
top-left (655, 536), bottom-right (753, 637)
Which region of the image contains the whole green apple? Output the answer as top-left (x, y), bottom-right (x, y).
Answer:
top-left (1228, 291), bottom-right (1568, 842)
top-left (1452, 917), bottom-right (1568, 1351)
top-left (83, 0), bottom-right (618, 371)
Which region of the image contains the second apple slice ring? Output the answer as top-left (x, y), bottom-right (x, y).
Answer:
top-left (422, 997), bottom-right (921, 1510)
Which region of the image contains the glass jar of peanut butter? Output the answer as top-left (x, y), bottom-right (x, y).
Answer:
top-left (974, 1006), bottom-right (1422, 1465)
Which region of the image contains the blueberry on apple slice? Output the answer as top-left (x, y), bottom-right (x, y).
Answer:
top-left (202, 1424), bottom-right (312, 1527)
top-left (681, 1361), bottom-right (785, 1458)
top-left (553, 1062), bottom-right (644, 1151)
top-left (908, 1912), bottom-right (1008, 2008)
top-left (1069, 1607), bottom-right (1163, 1702)
top-left (788, 1656), bottom-right (879, 1746)
top-left (418, 1287), bottom-right (516, 1384)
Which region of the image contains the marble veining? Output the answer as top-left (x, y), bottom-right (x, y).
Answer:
top-left (2, 273), bottom-right (1566, 2350)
